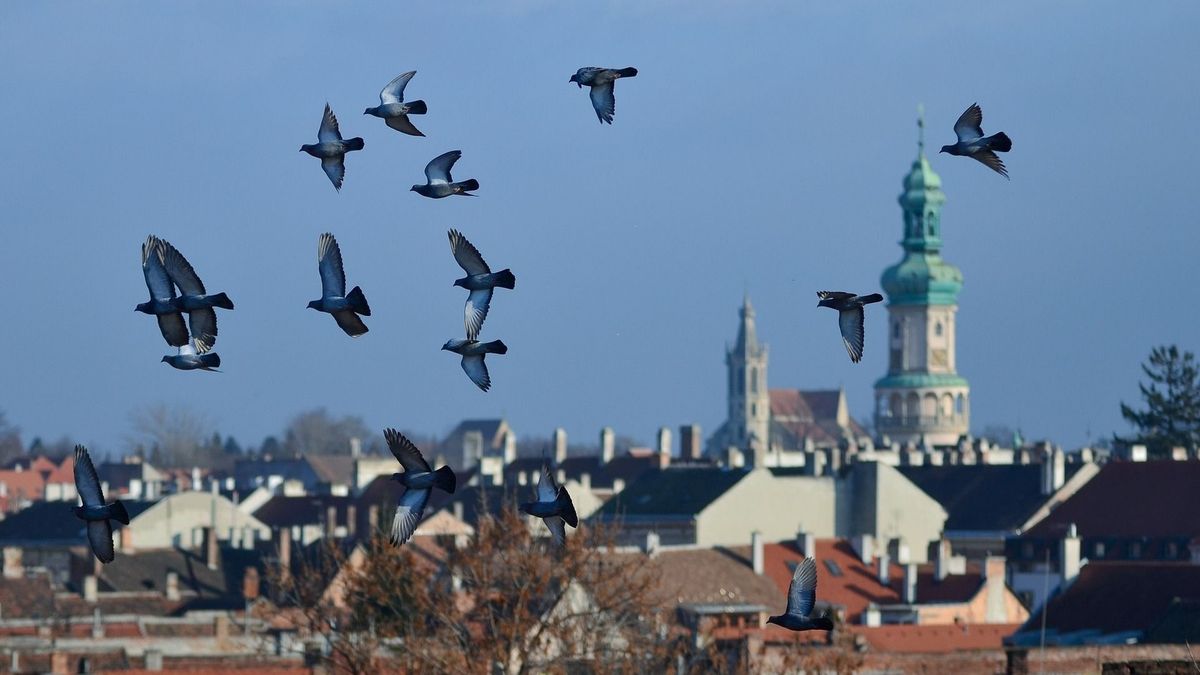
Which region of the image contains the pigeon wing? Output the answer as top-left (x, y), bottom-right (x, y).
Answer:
top-left (816, 290), bottom-right (854, 302)
top-left (332, 310), bottom-right (369, 337)
top-left (970, 149), bottom-right (1010, 179)
top-left (321, 156), bottom-right (346, 191)
top-left (536, 463), bottom-right (559, 503)
top-left (953, 103), bottom-right (985, 143)
top-left (589, 82), bottom-right (616, 124)
top-left (384, 428), bottom-right (432, 473)
top-left (317, 103), bottom-right (344, 143)
top-left (391, 487), bottom-right (430, 545)
top-left (188, 308), bottom-right (218, 349)
top-left (317, 233), bottom-right (347, 298)
top-left (379, 70), bottom-right (416, 105)
top-left (142, 236), bottom-right (176, 301)
top-left (73, 445), bottom-right (105, 507)
top-left (448, 229), bottom-right (492, 276)
top-left (157, 313), bottom-right (190, 348)
top-left (544, 517), bottom-right (567, 546)
top-left (385, 115), bottom-right (424, 137)
top-left (784, 557), bottom-right (818, 618)
top-left (461, 354), bottom-right (492, 392)
top-left (838, 307), bottom-right (866, 363)
top-left (464, 289), bottom-right (493, 342)
top-left (158, 239), bottom-right (207, 295)
top-left (425, 150), bottom-right (461, 185)
top-left (87, 520), bottom-right (115, 564)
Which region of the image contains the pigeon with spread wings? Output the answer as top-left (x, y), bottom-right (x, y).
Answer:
top-left (940, 103), bottom-right (1013, 178)
top-left (766, 557), bottom-right (834, 631)
top-left (307, 233), bottom-right (371, 338)
top-left (442, 339), bottom-right (507, 392)
top-left (364, 70), bottom-right (428, 136)
top-left (300, 104), bottom-right (365, 191)
top-left (157, 237), bottom-right (233, 350)
top-left (569, 67), bottom-right (638, 124)
top-left (411, 150), bottom-right (478, 198)
top-left (449, 229), bottom-right (515, 341)
top-left (384, 428), bottom-right (456, 546)
top-left (816, 291), bottom-right (883, 364)
top-left (73, 445), bottom-right (131, 564)
top-left (519, 463), bottom-right (578, 546)
top-left (135, 236), bottom-right (190, 349)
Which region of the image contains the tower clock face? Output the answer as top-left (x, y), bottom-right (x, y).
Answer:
top-left (930, 349), bottom-right (948, 367)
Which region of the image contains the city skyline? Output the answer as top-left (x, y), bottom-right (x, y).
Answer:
top-left (1, 2), bottom-right (1197, 454)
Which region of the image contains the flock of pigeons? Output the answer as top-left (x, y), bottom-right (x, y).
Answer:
top-left (86, 66), bottom-right (1015, 633)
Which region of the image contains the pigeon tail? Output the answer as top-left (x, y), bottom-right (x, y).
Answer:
top-left (616, 67), bottom-right (638, 78)
top-left (482, 340), bottom-right (508, 355)
top-left (406, 100), bottom-right (428, 115)
top-left (988, 132), bottom-right (1012, 152)
top-left (346, 286), bottom-right (371, 316)
top-left (859, 293), bottom-right (884, 305)
top-left (208, 292), bottom-right (235, 310)
top-left (344, 137), bottom-right (365, 151)
top-left (199, 352), bottom-right (221, 369)
top-left (458, 179), bottom-right (480, 193)
top-left (108, 500), bottom-right (131, 525)
top-left (556, 487), bottom-right (578, 528)
top-left (493, 269), bottom-right (516, 290)
top-left (433, 465), bottom-right (457, 494)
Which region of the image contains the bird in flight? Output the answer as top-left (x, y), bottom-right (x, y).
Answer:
top-left (448, 229), bottom-right (515, 341)
top-left (569, 66), bottom-right (638, 124)
top-left (161, 337), bottom-right (221, 372)
top-left (940, 103), bottom-right (1013, 178)
top-left (136, 235), bottom-right (190, 350)
top-left (73, 445), bottom-right (131, 564)
top-left (766, 557), bottom-right (834, 632)
top-left (384, 428), bottom-right (456, 546)
top-left (412, 150), bottom-right (478, 198)
top-left (442, 338), bottom-right (507, 391)
top-left (816, 291), bottom-right (883, 364)
top-left (308, 233), bottom-right (371, 338)
top-left (157, 237), bottom-right (234, 350)
top-left (364, 70), bottom-right (428, 137)
top-left (300, 104), bottom-right (365, 191)
top-left (519, 462), bottom-right (578, 546)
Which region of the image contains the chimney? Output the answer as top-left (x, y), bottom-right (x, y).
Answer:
top-left (934, 537), bottom-right (951, 581)
top-left (83, 574), bottom-right (98, 603)
top-left (1061, 523), bottom-right (1081, 586)
top-left (346, 505), bottom-right (357, 537)
top-left (851, 534), bottom-right (874, 565)
top-left (243, 567), bottom-right (260, 601)
top-left (50, 652), bottom-right (68, 675)
top-left (751, 531), bottom-right (764, 575)
top-left (120, 526), bottom-right (134, 554)
top-left (863, 602), bottom-right (881, 627)
top-left (877, 551), bottom-right (890, 586)
top-left (600, 427), bottom-right (615, 464)
top-left (889, 538), bottom-right (912, 565)
top-left (278, 527), bottom-right (292, 581)
top-left (92, 607), bottom-right (104, 639)
top-left (1041, 446), bottom-right (1065, 495)
top-left (452, 501), bottom-right (464, 522)
top-left (191, 466), bottom-right (201, 491)
top-left (165, 571), bottom-right (180, 601)
top-left (644, 531), bottom-right (660, 559)
top-left (144, 650), bottom-right (163, 672)
top-left (368, 505), bottom-right (380, 532)
top-left (983, 555), bottom-right (1008, 622)
top-left (1128, 444), bottom-right (1148, 462)
top-left (806, 450), bottom-right (826, 476)
top-left (726, 446), bottom-right (743, 468)
top-left (350, 436), bottom-right (362, 458)
top-left (3, 547), bottom-right (23, 579)
top-left (553, 428), bottom-right (568, 464)
top-left (902, 564), bottom-right (918, 604)
top-left (205, 526), bottom-right (219, 570)
top-left (325, 505), bottom-right (338, 537)
top-left (612, 478), bottom-right (625, 494)
top-left (1172, 446), bottom-right (1189, 461)
top-left (796, 531), bottom-right (815, 558)
top-left (580, 473), bottom-right (591, 492)
top-left (680, 424), bottom-right (702, 461)
top-left (214, 615), bottom-right (230, 641)
top-left (657, 427), bottom-right (672, 468)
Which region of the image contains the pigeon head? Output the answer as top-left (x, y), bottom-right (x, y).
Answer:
top-left (160, 356), bottom-right (170, 364)
top-left (766, 615), bottom-right (782, 626)
top-left (134, 301), bottom-right (153, 314)
top-left (306, 300), bottom-right (321, 310)
top-left (410, 185), bottom-right (420, 192)
top-left (939, 144), bottom-right (953, 154)
top-left (453, 277), bottom-right (468, 289)
top-left (817, 297), bottom-right (835, 309)
top-left (442, 338), bottom-right (468, 352)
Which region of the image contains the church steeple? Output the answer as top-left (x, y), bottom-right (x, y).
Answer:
top-left (734, 292), bottom-right (759, 353)
top-left (725, 295), bottom-right (769, 453)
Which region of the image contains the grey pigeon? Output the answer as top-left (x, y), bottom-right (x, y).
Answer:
top-left (569, 66), bottom-right (638, 124)
top-left (766, 557), bottom-right (834, 632)
top-left (940, 103), bottom-right (1013, 178)
top-left (73, 445), bottom-right (130, 564)
top-left (384, 428), bottom-right (456, 546)
top-left (308, 233), bottom-right (371, 338)
top-left (364, 71), bottom-right (427, 137)
top-left (518, 462), bottom-right (578, 546)
top-left (442, 338), bottom-right (507, 391)
top-left (135, 236), bottom-right (189, 349)
top-left (411, 150), bottom-right (479, 198)
top-left (161, 338), bottom-right (221, 372)
top-left (157, 237), bottom-right (234, 350)
top-left (816, 291), bottom-right (883, 364)
top-left (300, 104), bottom-right (365, 191)
top-left (448, 229), bottom-right (516, 341)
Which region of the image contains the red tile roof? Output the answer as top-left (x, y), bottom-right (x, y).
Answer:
top-left (849, 622), bottom-right (1022, 653)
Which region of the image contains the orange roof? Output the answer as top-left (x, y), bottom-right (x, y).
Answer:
top-left (758, 539), bottom-right (903, 622)
top-left (0, 468), bottom-right (47, 509)
top-left (47, 455), bottom-right (74, 483)
top-left (848, 622), bottom-right (1021, 653)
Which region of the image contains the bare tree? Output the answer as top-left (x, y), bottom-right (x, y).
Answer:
top-left (128, 404), bottom-right (214, 468)
top-left (283, 408), bottom-right (383, 457)
top-left (0, 410), bottom-right (23, 465)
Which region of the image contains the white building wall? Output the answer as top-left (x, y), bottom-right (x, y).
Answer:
top-left (696, 470), bottom-right (837, 547)
top-left (127, 491), bottom-right (271, 550)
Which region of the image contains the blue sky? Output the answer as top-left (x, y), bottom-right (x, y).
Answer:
top-left (0, 1), bottom-right (1196, 454)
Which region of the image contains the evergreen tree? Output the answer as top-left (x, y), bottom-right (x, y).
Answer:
top-left (1118, 345), bottom-right (1200, 457)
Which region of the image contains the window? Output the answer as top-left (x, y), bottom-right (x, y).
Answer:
top-left (751, 403), bottom-right (757, 418)
top-left (955, 394), bottom-right (965, 415)
top-left (1129, 541), bottom-right (1142, 559)
top-left (935, 322), bottom-right (943, 337)
top-left (893, 322), bottom-right (901, 339)
top-left (1093, 541), bottom-right (1106, 558)
top-left (750, 367), bottom-right (758, 394)
top-left (823, 560), bottom-right (844, 577)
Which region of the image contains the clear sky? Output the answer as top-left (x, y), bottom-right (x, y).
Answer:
top-left (1, 1), bottom-right (1196, 455)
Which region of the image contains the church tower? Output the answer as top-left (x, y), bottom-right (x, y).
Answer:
top-left (875, 110), bottom-right (970, 447)
top-left (726, 294), bottom-right (770, 453)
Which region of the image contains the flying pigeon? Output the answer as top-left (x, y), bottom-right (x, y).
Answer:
top-left (940, 103), bottom-right (1013, 178)
top-left (300, 104), bottom-right (365, 191)
top-left (519, 463), bottom-right (578, 545)
top-left (816, 291), bottom-right (883, 364)
top-left (384, 428), bottom-right (456, 546)
top-left (569, 67), bottom-right (638, 124)
top-left (73, 445), bottom-right (131, 564)
top-left (161, 338), bottom-right (221, 372)
top-left (448, 229), bottom-right (516, 341)
top-left (135, 236), bottom-right (189, 349)
top-left (766, 557), bottom-right (834, 632)
top-left (364, 71), bottom-right (428, 136)
top-left (308, 233), bottom-right (371, 337)
top-left (411, 150), bottom-right (479, 198)
top-left (441, 338), bottom-right (507, 391)
top-left (157, 237), bottom-right (234, 349)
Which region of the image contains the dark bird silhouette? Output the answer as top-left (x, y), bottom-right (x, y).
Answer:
top-left (519, 463), bottom-right (578, 545)
top-left (448, 229), bottom-right (515, 340)
top-left (412, 150), bottom-right (478, 198)
top-left (364, 70), bottom-right (427, 136)
top-left (161, 339), bottom-right (221, 372)
top-left (766, 557), bottom-right (833, 632)
top-left (300, 104), bottom-right (365, 191)
top-left (157, 237), bottom-right (233, 350)
top-left (72, 445), bottom-right (131, 564)
top-left (940, 103), bottom-right (1013, 178)
top-left (136, 235), bottom-right (189, 349)
top-left (816, 291), bottom-right (883, 364)
top-left (384, 428), bottom-right (456, 545)
top-left (442, 338), bottom-right (507, 391)
top-left (308, 233), bottom-right (371, 337)
top-left (569, 66), bottom-right (638, 124)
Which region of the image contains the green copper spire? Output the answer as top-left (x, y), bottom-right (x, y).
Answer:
top-left (881, 106), bottom-right (963, 306)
